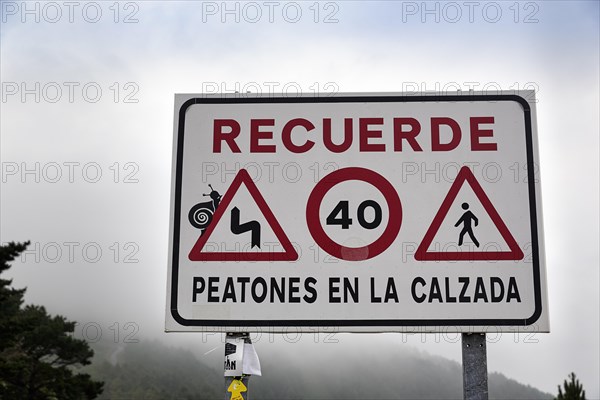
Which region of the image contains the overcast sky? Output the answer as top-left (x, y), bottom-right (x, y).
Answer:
top-left (1, 0), bottom-right (599, 397)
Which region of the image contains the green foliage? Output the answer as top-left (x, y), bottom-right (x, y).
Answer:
top-left (0, 241), bottom-right (29, 349)
top-left (0, 241), bottom-right (103, 400)
top-left (555, 372), bottom-right (586, 400)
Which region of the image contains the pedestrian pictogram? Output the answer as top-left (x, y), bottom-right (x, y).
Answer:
top-left (188, 169), bottom-right (298, 261)
top-left (455, 202), bottom-right (480, 247)
top-left (415, 167), bottom-right (524, 261)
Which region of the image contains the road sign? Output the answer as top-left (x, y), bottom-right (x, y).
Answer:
top-left (166, 92), bottom-right (549, 333)
top-left (415, 166), bottom-right (524, 261)
top-left (188, 169), bottom-right (298, 261)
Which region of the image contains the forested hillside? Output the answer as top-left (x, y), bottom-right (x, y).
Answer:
top-left (86, 340), bottom-right (552, 399)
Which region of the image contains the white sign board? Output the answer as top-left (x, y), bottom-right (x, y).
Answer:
top-left (166, 92), bottom-right (549, 333)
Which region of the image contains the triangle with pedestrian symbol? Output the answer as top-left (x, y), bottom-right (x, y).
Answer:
top-left (415, 167), bottom-right (524, 261)
top-left (188, 169), bottom-right (298, 262)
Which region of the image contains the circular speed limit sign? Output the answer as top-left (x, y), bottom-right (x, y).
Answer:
top-left (306, 167), bottom-right (402, 261)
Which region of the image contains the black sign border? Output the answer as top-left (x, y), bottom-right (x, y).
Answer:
top-left (169, 94), bottom-right (543, 328)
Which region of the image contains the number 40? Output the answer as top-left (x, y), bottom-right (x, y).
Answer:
top-left (326, 200), bottom-right (382, 230)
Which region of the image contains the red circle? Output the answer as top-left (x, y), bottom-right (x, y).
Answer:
top-left (306, 167), bottom-right (402, 261)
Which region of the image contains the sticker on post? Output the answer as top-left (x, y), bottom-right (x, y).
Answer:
top-left (227, 379), bottom-right (247, 400)
top-left (224, 336), bottom-right (244, 377)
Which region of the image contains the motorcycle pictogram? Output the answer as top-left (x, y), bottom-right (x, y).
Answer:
top-left (188, 184), bottom-right (221, 235)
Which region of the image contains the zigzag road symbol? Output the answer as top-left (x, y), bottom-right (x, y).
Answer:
top-left (230, 207), bottom-right (261, 248)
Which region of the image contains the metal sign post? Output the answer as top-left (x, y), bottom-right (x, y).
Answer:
top-left (462, 333), bottom-right (488, 400)
top-left (224, 332), bottom-right (256, 400)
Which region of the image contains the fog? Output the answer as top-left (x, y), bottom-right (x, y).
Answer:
top-left (1, 1), bottom-right (598, 397)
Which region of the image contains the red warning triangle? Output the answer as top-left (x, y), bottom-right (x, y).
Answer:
top-left (415, 167), bottom-right (524, 261)
top-left (188, 169), bottom-right (298, 262)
